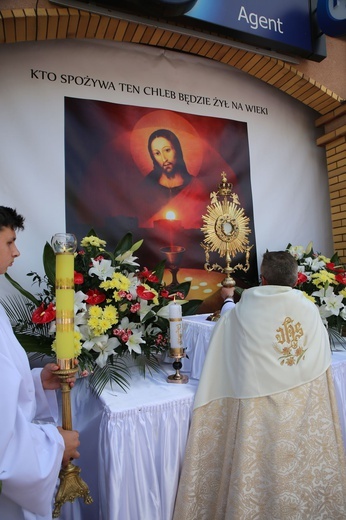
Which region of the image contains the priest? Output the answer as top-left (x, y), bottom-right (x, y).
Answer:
top-left (173, 250), bottom-right (346, 519)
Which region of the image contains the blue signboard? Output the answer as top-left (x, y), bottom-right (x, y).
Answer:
top-left (317, 0), bottom-right (346, 37)
top-left (53, 0), bottom-right (327, 61)
top-left (185, 0), bottom-right (313, 53)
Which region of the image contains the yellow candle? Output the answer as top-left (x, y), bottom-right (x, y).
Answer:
top-left (55, 253), bottom-right (75, 360)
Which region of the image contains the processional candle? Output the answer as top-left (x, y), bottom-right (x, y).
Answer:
top-left (169, 301), bottom-right (183, 357)
top-left (51, 233), bottom-right (77, 364)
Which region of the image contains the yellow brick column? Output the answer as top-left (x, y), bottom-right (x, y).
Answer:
top-left (316, 106), bottom-right (346, 262)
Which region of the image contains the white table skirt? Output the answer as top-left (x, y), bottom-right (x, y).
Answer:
top-left (98, 367), bottom-right (198, 520)
top-left (59, 366), bottom-right (198, 520)
top-left (182, 314), bottom-right (215, 379)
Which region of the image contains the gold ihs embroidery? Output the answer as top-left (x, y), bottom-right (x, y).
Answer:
top-left (274, 317), bottom-right (307, 366)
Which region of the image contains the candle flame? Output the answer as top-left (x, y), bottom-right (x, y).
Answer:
top-left (165, 211), bottom-right (176, 221)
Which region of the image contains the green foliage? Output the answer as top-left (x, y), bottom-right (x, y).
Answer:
top-left (2, 229), bottom-right (203, 395)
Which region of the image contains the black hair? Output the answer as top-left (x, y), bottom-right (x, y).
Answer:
top-left (0, 206), bottom-right (25, 231)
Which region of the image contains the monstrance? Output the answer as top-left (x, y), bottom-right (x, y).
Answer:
top-left (201, 171), bottom-right (252, 288)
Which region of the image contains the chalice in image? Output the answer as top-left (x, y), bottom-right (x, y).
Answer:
top-left (160, 245), bottom-right (186, 289)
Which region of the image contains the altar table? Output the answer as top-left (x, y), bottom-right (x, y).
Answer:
top-left (59, 365), bottom-right (198, 520)
top-left (59, 315), bottom-right (346, 520)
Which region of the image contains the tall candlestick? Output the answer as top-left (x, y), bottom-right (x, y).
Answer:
top-left (51, 233), bottom-right (77, 363)
top-left (51, 233), bottom-right (93, 516)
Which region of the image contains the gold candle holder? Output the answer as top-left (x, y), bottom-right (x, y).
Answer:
top-left (167, 347), bottom-right (189, 384)
top-left (51, 233), bottom-right (93, 517)
top-left (53, 360), bottom-right (93, 518)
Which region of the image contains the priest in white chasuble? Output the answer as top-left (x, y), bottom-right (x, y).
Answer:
top-left (173, 251), bottom-right (346, 520)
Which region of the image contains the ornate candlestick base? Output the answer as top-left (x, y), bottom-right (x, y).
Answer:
top-left (167, 350), bottom-right (189, 384)
top-left (53, 364), bottom-right (93, 518)
top-left (53, 463), bottom-right (93, 518)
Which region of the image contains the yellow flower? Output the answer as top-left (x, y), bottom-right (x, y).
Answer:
top-left (318, 254), bottom-right (331, 263)
top-left (100, 272), bottom-right (131, 292)
top-left (88, 316), bottom-right (101, 331)
top-left (99, 318), bottom-right (111, 334)
top-left (88, 305), bottom-right (118, 335)
top-left (89, 305), bottom-right (103, 318)
top-left (302, 291), bottom-right (316, 303)
top-left (340, 289), bottom-right (346, 298)
top-left (80, 235), bottom-right (107, 249)
top-left (103, 305), bottom-right (118, 323)
top-left (74, 331), bottom-right (82, 356)
top-left (311, 270), bottom-right (336, 288)
top-left (51, 334), bottom-right (82, 357)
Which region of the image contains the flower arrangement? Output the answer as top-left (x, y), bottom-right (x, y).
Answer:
top-left (286, 242), bottom-right (346, 345)
top-left (2, 231), bottom-right (201, 394)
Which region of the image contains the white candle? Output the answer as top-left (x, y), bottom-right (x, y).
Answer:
top-left (169, 302), bottom-right (183, 351)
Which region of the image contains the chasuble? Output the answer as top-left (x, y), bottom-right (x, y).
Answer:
top-left (173, 286), bottom-right (346, 520)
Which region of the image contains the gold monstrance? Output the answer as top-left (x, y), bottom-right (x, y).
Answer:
top-left (201, 172), bottom-right (252, 288)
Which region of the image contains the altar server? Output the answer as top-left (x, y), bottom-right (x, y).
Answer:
top-left (0, 206), bottom-right (80, 520)
top-left (174, 250), bottom-right (346, 519)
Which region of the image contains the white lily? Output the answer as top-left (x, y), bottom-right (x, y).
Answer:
top-left (318, 304), bottom-right (333, 326)
top-left (312, 287), bottom-right (329, 300)
top-left (119, 316), bottom-right (137, 331)
top-left (127, 272), bottom-right (140, 298)
top-left (48, 321), bottom-right (56, 334)
top-left (74, 311), bottom-right (87, 328)
top-left (89, 258), bottom-right (115, 280)
top-left (115, 250), bottom-right (140, 267)
top-left (78, 323), bottom-right (92, 341)
top-left (139, 300), bottom-right (155, 321)
top-left (305, 241), bottom-right (313, 255)
top-left (83, 335), bottom-right (120, 368)
top-left (287, 245), bottom-right (305, 260)
top-left (74, 290), bottom-right (87, 313)
top-left (304, 256), bottom-right (326, 272)
top-left (146, 323), bottom-right (162, 336)
top-left (313, 286), bottom-right (344, 317)
top-left (323, 292), bottom-right (344, 316)
top-left (126, 330), bottom-right (145, 354)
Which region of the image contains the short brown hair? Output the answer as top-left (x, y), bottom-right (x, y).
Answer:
top-left (261, 251), bottom-right (298, 287)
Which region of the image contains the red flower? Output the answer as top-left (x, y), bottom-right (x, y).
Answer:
top-left (138, 267), bottom-right (159, 283)
top-left (160, 288), bottom-right (171, 299)
top-left (326, 262), bottom-right (344, 273)
top-left (74, 271), bottom-right (84, 285)
top-left (32, 302), bottom-right (56, 324)
top-left (85, 288), bottom-right (106, 305)
top-left (297, 272), bottom-right (308, 284)
top-left (136, 285), bottom-right (156, 300)
top-left (335, 273), bottom-right (346, 285)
